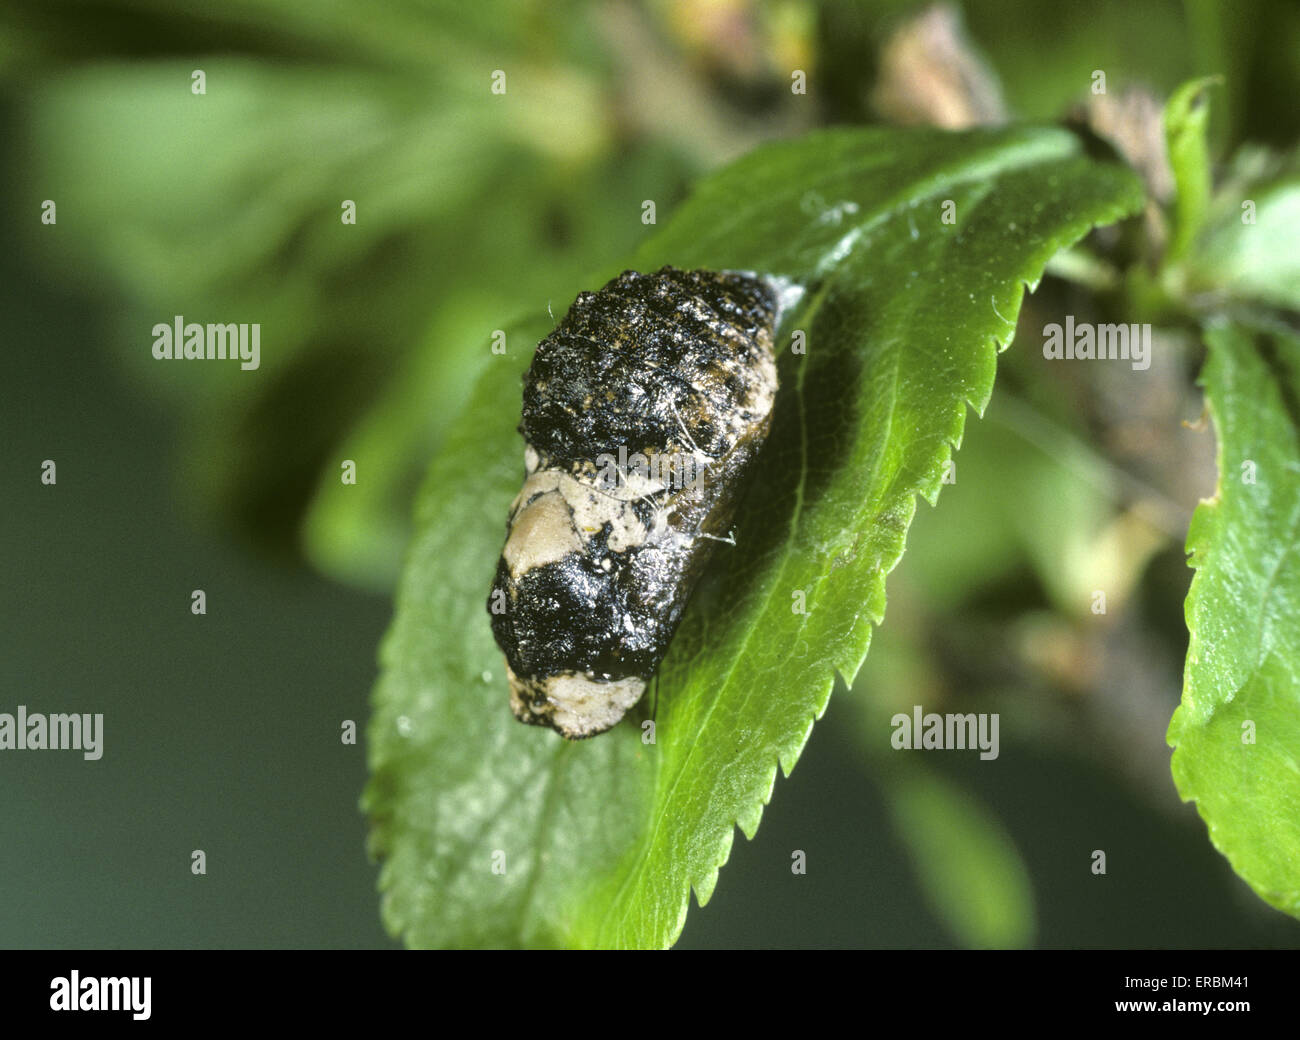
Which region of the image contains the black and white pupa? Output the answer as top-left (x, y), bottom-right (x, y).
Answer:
top-left (487, 266), bottom-right (783, 739)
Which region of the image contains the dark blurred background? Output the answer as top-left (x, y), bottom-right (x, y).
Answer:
top-left (3, 0), bottom-right (1300, 947)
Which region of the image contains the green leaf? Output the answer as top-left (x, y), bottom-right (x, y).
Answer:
top-left (882, 766), bottom-right (1035, 949)
top-left (1168, 320), bottom-right (1300, 920)
top-left (1163, 76), bottom-right (1221, 263)
top-left (365, 125), bottom-right (1144, 948)
top-left (1186, 156), bottom-right (1300, 311)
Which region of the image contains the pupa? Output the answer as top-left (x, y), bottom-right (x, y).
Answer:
top-left (487, 266), bottom-right (781, 738)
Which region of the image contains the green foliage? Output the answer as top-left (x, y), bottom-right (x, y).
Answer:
top-left (1185, 151), bottom-right (1300, 311)
top-left (1161, 78), bottom-right (1300, 920)
top-left (1168, 321), bottom-right (1300, 918)
top-left (21, 11), bottom-right (658, 574)
top-left (16, 0), bottom-right (1300, 949)
top-left (882, 766), bottom-right (1035, 949)
top-left (1164, 76), bottom-right (1221, 263)
top-left (365, 126), bottom-right (1144, 948)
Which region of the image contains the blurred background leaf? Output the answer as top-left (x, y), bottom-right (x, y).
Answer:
top-left (1184, 148), bottom-right (1300, 312)
top-left (880, 765), bottom-right (1036, 948)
